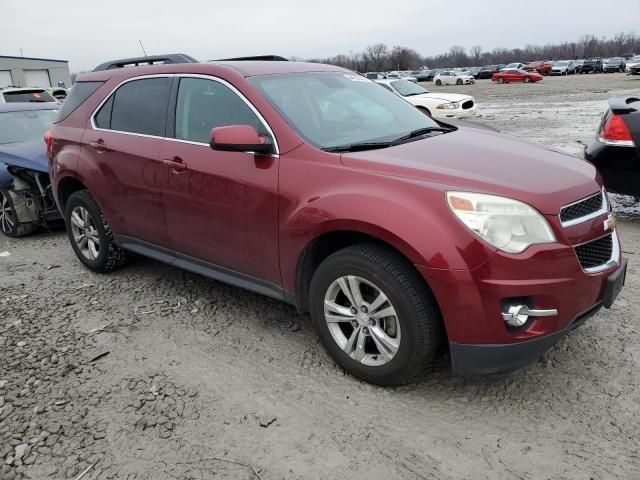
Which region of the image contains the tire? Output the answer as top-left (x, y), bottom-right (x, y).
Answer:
top-left (435, 79), bottom-right (442, 86)
top-left (309, 244), bottom-right (443, 386)
top-left (416, 106), bottom-right (431, 116)
top-left (64, 190), bottom-right (128, 273)
top-left (456, 79), bottom-right (463, 85)
top-left (0, 187), bottom-right (37, 238)
top-left (524, 77), bottom-right (531, 83)
top-left (497, 77), bottom-right (505, 84)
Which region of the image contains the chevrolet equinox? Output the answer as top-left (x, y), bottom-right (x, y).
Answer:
top-left (47, 59), bottom-right (627, 385)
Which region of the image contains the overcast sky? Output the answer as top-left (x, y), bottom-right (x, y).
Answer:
top-left (2, 0), bottom-right (639, 71)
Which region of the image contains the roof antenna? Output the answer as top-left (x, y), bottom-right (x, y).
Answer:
top-left (138, 40), bottom-right (148, 57)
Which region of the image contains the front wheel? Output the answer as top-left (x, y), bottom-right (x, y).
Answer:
top-left (0, 188), bottom-right (37, 238)
top-left (435, 79), bottom-right (442, 86)
top-left (309, 244), bottom-right (442, 386)
top-left (65, 190), bottom-right (128, 273)
top-left (416, 106), bottom-right (432, 116)
top-left (456, 79), bottom-right (463, 85)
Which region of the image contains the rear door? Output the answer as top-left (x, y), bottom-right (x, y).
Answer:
top-left (159, 75), bottom-right (280, 284)
top-left (82, 76), bottom-right (173, 247)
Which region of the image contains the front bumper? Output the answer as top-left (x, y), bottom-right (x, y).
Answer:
top-left (417, 225), bottom-right (625, 375)
top-left (449, 302), bottom-right (603, 374)
top-left (449, 258), bottom-right (627, 374)
top-left (433, 105), bottom-right (477, 119)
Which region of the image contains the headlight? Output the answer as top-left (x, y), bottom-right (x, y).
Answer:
top-left (446, 192), bottom-right (556, 253)
top-left (437, 102), bottom-right (460, 110)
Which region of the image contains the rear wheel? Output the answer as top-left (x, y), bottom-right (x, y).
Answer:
top-left (0, 188), bottom-right (37, 238)
top-left (497, 77), bottom-right (505, 84)
top-left (524, 77), bottom-right (531, 83)
top-left (309, 244), bottom-right (442, 386)
top-left (65, 190), bottom-right (128, 273)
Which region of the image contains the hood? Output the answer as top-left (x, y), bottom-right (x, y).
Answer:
top-left (340, 127), bottom-right (599, 215)
top-left (0, 140), bottom-right (49, 174)
top-left (421, 92), bottom-right (472, 103)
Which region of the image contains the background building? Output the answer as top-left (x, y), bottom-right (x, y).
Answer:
top-left (0, 55), bottom-right (72, 88)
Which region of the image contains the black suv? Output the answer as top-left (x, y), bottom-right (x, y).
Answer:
top-left (580, 58), bottom-right (603, 74)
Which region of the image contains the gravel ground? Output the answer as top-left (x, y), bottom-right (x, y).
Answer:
top-left (1, 73), bottom-right (639, 480)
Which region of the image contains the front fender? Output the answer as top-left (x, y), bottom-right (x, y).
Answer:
top-left (277, 149), bottom-right (496, 293)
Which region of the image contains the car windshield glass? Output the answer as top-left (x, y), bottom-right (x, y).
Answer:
top-left (249, 72), bottom-right (441, 150)
top-left (390, 80), bottom-right (428, 96)
top-left (556, 61), bottom-right (569, 66)
top-left (0, 109), bottom-right (58, 144)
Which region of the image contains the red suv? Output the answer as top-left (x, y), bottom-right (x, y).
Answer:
top-left (48, 57), bottom-right (627, 385)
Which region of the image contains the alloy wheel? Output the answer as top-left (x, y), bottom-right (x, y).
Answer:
top-left (0, 191), bottom-right (16, 235)
top-left (323, 275), bottom-right (401, 367)
top-left (70, 206), bottom-right (100, 261)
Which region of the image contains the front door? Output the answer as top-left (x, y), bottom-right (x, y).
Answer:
top-left (159, 76), bottom-right (280, 285)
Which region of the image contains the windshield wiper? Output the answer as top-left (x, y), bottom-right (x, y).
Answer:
top-left (323, 126), bottom-right (454, 153)
top-left (391, 126), bottom-right (453, 145)
top-left (323, 142), bottom-right (394, 153)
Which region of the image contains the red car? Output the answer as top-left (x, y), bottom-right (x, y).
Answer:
top-left (492, 69), bottom-right (543, 83)
top-left (47, 57), bottom-right (626, 385)
top-left (522, 61), bottom-right (554, 75)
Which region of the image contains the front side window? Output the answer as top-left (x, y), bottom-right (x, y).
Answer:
top-left (95, 77), bottom-right (171, 136)
top-left (174, 77), bottom-right (267, 144)
top-left (250, 72), bottom-right (440, 150)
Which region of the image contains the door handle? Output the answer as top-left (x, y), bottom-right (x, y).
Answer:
top-left (162, 156), bottom-right (187, 172)
top-left (89, 139), bottom-right (108, 152)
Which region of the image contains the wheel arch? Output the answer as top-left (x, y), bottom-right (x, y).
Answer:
top-left (293, 224), bottom-right (428, 315)
top-left (57, 175), bottom-right (88, 213)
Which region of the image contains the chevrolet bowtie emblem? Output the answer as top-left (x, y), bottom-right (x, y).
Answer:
top-left (604, 215), bottom-right (616, 232)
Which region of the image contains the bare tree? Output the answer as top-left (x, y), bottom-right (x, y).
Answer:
top-left (365, 43), bottom-right (388, 71)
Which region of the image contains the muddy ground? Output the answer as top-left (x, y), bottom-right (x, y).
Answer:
top-left (1, 73), bottom-right (639, 480)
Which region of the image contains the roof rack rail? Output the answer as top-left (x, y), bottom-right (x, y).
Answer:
top-left (213, 55), bottom-right (289, 62)
top-left (93, 54), bottom-right (198, 71)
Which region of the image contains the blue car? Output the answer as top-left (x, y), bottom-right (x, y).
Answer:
top-left (0, 103), bottom-right (62, 237)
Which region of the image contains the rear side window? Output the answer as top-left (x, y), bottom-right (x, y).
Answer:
top-left (174, 77), bottom-right (266, 144)
top-left (3, 89), bottom-right (56, 103)
top-left (95, 78), bottom-right (170, 136)
top-left (55, 81), bottom-right (103, 122)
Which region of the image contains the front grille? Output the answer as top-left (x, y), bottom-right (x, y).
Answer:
top-left (560, 191), bottom-right (603, 224)
top-left (462, 100), bottom-right (474, 110)
top-left (574, 234), bottom-right (613, 270)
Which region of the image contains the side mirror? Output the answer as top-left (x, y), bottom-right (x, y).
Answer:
top-left (209, 125), bottom-right (273, 155)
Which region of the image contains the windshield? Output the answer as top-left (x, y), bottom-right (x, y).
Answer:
top-left (0, 109), bottom-right (58, 145)
top-left (555, 61), bottom-right (569, 66)
top-left (249, 72), bottom-right (441, 150)
top-left (390, 80), bottom-right (428, 96)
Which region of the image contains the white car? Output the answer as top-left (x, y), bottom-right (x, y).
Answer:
top-left (433, 71), bottom-right (475, 86)
top-left (374, 79), bottom-right (477, 119)
top-left (626, 55), bottom-right (640, 72)
top-left (387, 71), bottom-right (418, 83)
top-left (503, 63), bottom-right (525, 70)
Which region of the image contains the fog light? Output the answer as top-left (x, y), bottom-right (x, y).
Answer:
top-left (502, 305), bottom-right (558, 327)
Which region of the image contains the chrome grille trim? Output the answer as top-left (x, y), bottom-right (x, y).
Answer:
top-left (559, 188), bottom-right (608, 228)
